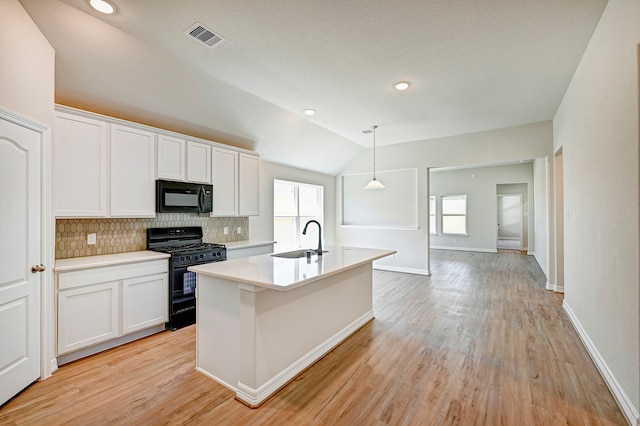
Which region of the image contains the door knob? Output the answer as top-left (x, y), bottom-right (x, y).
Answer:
top-left (31, 264), bottom-right (46, 273)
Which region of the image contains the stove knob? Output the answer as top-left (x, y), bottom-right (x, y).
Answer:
top-left (179, 256), bottom-right (185, 262)
top-left (186, 255), bottom-right (191, 261)
top-left (200, 254), bottom-right (204, 259)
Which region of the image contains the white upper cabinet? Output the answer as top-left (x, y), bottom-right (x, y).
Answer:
top-left (54, 112), bottom-right (109, 217)
top-left (186, 141), bottom-right (212, 184)
top-left (239, 153), bottom-right (260, 216)
top-left (157, 134), bottom-right (186, 182)
top-left (211, 147), bottom-right (238, 216)
top-left (157, 136), bottom-right (212, 184)
top-left (110, 124), bottom-right (156, 217)
top-left (54, 106), bottom-right (259, 218)
top-left (212, 148), bottom-right (260, 217)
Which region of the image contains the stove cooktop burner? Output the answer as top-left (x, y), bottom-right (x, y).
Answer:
top-left (153, 242), bottom-right (226, 255)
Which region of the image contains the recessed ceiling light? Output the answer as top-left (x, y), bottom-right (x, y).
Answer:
top-left (304, 109), bottom-right (316, 116)
top-left (89, 0), bottom-right (115, 14)
top-left (394, 81), bottom-right (410, 91)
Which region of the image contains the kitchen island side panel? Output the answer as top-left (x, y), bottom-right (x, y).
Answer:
top-left (196, 276), bottom-right (241, 391)
top-left (196, 262), bottom-right (375, 406)
top-left (252, 263), bottom-right (372, 387)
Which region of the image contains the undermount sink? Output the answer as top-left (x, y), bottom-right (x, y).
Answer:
top-left (271, 249), bottom-right (329, 258)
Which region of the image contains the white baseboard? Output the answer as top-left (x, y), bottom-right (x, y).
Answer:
top-left (563, 301), bottom-right (639, 425)
top-left (56, 324), bottom-right (165, 366)
top-left (195, 367), bottom-right (238, 393)
top-left (374, 264), bottom-right (430, 276)
top-left (533, 253), bottom-right (549, 279)
top-left (431, 246), bottom-right (497, 254)
top-left (545, 281), bottom-right (564, 293)
top-left (235, 310), bottom-right (374, 407)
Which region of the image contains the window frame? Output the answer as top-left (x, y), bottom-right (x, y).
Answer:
top-left (273, 179), bottom-right (324, 249)
top-left (429, 195), bottom-right (437, 235)
top-left (441, 194), bottom-right (468, 236)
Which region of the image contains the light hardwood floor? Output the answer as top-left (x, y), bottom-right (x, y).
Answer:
top-left (0, 250), bottom-right (627, 425)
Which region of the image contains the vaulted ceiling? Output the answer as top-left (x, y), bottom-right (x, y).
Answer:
top-left (20, 0), bottom-right (607, 174)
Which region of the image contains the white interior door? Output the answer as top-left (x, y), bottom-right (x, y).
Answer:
top-left (0, 115), bottom-right (41, 405)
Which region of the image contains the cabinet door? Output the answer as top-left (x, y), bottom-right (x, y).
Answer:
top-left (54, 112), bottom-right (109, 217)
top-left (211, 147), bottom-right (238, 216)
top-left (186, 141), bottom-right (212, 184)
top-left (122, 274), bottom-right (168, 335)
top-left (239, 153), bottom-right (260, 216)
top-left (157, 134), bottom-right (186, 181)
top-left (57, 281), bottom-right (120, 355)
top-left (110, 124), bottom-right (156, 217)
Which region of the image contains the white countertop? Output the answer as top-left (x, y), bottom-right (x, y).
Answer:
top-left (188, 246), bottom-right (395, 291)
top-left (54, 250), bottom-right (170, 272)
top-left (221, 240), bottom-right (276, 251)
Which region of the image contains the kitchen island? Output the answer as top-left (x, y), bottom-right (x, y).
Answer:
top-left (188, 245), bottom-right (395, 407)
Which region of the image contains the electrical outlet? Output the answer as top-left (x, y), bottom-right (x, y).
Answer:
top-left (237, 227), bottom-right (242, 234)
top-left (87, 233), bottom-right (97, 245)
top-left (223, 227), bottom-right (228, 235)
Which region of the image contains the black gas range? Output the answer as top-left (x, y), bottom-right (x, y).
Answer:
top-left (147, 227), bottom-right (226, 330)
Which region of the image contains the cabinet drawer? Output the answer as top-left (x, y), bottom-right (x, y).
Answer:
top-left (58, 259), bottom-right (168, 290)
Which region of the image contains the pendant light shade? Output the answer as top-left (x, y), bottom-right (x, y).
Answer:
top-left (364, 125), bottom-right (385, 189)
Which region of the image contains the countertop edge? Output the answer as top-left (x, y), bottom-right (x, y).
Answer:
top-left (54, 251), bottom-right (170, 272)
top-left (189, 247), bottom-right (396, 291)
top-left (221, 240), bottom-right (276, 251)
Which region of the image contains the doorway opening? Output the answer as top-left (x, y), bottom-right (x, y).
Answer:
top-left (496, 183), bottom-right (528, 252)
top-left (497, 194), bottom-right (523, 250)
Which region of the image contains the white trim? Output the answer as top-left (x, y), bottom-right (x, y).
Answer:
top-left (195, 367), bottom-right (238, 393)
top-left (55, 104), bottom-right (257, 155)
top-left (545, 282), bottom-right (564, 293)
top-left (373, 264), bottom-right (430, 276)
top-left (430, 246), bottom-right (497, 254)
top-left (56, 325), bottom-right (165, 365)
top-left (234, 311), bottom-right (374, 407)
top-left (40, 126), bottom-right (55, 379)
top-left (532, 252), bottom-right (549, 278)
top-left (562, 301), bottom-right (639, 426)
top-left (0, 108), bottom-right (48, 132)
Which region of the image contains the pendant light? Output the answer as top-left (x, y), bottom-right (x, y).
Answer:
top-left (364, 125), bottom-right (385, 189)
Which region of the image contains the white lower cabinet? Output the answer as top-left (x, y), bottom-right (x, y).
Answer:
top-left (122, 274), bottom-right (168, 335)
top-left (58, 281), bottom-right (119, 354)
top-left (56, 259), bottom-right (168, 357)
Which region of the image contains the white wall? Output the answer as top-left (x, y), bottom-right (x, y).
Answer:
top-left (553, 0), bottom-right (640, 421)
top-left (249, 160), bottom-right (337, 249)
top-left (337, 121), bottom-right (552, 274)
top-left (0, 0), bottom-right (54, 125)
top-left (430, 164), bottom-right (533, 253)
top-left (532, 157), bottom-right (549, 278)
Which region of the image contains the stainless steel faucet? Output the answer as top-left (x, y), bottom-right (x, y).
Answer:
top-left (302, 220), bottom-right (322, 256)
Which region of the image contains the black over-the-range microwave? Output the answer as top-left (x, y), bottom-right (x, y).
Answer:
top-left (156, 179), bottom-right (213, 213)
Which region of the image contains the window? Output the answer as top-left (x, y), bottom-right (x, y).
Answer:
top-left (442, 195), bottom-right (467, 235)
top-left (274, 180), bottom-right (324, 250)
top-left (429, 196), bottom-right (437, 234)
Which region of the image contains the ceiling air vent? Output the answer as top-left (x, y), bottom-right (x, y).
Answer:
top-left (184, 22), bottom-right (225, 48)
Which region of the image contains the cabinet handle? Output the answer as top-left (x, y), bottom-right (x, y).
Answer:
top-left (31, 264), bottom-right (46, 273)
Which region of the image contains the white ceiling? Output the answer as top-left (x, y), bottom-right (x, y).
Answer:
top-left (20, 0), bottom-right (607, 175)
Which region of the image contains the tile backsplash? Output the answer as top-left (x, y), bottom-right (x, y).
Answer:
top-left (55, 214), bottom-right (249, 259)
